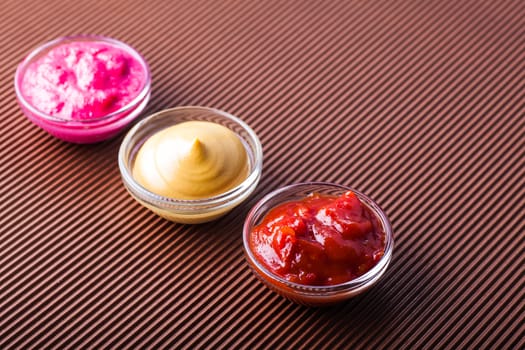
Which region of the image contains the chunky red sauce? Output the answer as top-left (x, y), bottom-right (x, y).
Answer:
top-left (250, 191), bottom-right (386, 286)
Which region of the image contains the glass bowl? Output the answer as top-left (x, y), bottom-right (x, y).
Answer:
top-left (118, 106), bottom-right (263, 224)
top-left (14, 35), bottom-right (151, 143)
top-left (243, 182), bottom-right (394, 306)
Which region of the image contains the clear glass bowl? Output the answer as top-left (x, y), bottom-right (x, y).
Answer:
top-left (243, 182), bottom-right (394, 306)
top-left (14, 35), bottom-right (151, 143)
top-left (118, 106), bottom-right (263, 224)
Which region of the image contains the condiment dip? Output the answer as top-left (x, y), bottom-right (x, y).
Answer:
top-left (21, 41), bottom-right (146, 120)
top-left (15, 36), bottom-right (150, 143)
top-left (118, 107), bottom-right (263, 224)
top-left (249, 190), bottom-right (386, 286)
top-left (132, 121), bottom-right (250, 200)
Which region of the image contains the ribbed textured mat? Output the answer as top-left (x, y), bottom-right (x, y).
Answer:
top-left (1, 0), bottom-right (524, 348)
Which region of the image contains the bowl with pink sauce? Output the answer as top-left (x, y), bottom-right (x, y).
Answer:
top-left (14, 35), bottom-right (151, 143)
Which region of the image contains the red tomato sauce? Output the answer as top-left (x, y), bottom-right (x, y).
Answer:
top-left (249, 191), bottom-right (386, 286)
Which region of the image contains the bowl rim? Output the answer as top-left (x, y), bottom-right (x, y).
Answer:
top-left (14, 35), bottom-right (151, 124)
top-left (242, 181), bottom-right (394, 294)
top-left (118, 106), bottom-right (264, 212)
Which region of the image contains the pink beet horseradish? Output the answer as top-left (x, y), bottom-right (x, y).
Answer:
top-left (15, 36), bottom-right (150, 143)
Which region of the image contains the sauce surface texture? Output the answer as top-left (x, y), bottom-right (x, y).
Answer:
top-left (132, 121), bottom-right (249, 200)
top-left (250, 191), bottom-right (386, 286)
top-left (21, 41), bottom-right (146, 120)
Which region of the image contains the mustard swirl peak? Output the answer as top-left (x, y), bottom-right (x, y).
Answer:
top-left (132, 121), bottom-right (249, 200)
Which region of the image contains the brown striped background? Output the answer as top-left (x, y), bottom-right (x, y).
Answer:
top-left (1, 0), bottom-right (524, 348)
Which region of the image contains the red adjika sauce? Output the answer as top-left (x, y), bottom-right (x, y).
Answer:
top-left (249, 191), bottom-right (386, 286)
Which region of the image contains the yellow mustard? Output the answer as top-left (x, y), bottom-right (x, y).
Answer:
top-left (132, 121), bottom-right (249, 200)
